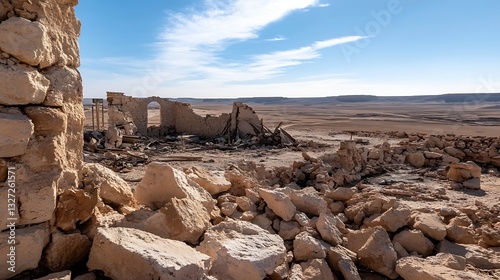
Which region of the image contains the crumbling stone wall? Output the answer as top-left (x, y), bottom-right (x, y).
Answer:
top-left (0, 0), bottom-right (84, 278)
top-left (107, 92), bottom-right (262, 139)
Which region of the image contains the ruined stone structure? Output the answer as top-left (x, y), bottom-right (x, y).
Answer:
top-left (0, 0), bottom-right (85, 278)
top-left (107, 92), bottom-right (263, 139)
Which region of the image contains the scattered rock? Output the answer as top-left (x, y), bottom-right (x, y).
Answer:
top-left (392, 229), bottom-right (434, 257)
top-left (447, 161), bottom-right (481, 183)
top-left (407, 152), bottom-right (425, 168)
top-left (293, 232), bottom-right (327, 261)
top-left (437, 239), bottom-right (500, 269)
top-left (259, 188), bottom-right (296, 221)
top-left (411, 213), bottom-right (447, 241)
top-left (300, 259), bottom-right (335, 280)
top-left (367, 207), bottom-right (411, 232)
top-left (396, 256), bottom-right (479, 280)
top-left (187, 166), bottom-right (231, 195)
top-left (316, 213), bottom-right (343, 246)
top-left (357, 227), bottom-right (399, 279)
top-left (44, 231), bottom-right (92, 271)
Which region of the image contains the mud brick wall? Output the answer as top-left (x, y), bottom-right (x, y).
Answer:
top-left (0, 0), bottom-right (84, 278)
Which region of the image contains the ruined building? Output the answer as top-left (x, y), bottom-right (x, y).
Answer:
top-left (107, 92), bottom-right (263, 139)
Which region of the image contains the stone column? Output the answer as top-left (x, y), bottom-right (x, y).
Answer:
top-left (0, 0), bottom-right (85, 278)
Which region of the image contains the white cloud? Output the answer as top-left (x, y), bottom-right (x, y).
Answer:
top-left (266, 35), bottom-right (287, 41)
top-left (316, 3), bottom-right (330, 8)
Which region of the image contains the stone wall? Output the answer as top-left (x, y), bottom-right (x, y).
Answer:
top-left (0, 0), bottom-right (84, 278)
top-left (107, 92), bottom-right (262, 139)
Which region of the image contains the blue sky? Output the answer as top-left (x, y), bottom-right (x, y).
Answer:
top-left (76, 0), bottom-right (500, 98)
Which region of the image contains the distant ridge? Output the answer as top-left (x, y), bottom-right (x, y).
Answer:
top-left (84, 93), bottom-right (500, 106)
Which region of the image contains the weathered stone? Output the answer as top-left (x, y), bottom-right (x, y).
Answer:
top-left (220, 202), bottom-right (238, 216)
top-left (346, 227), bottom-right (377, 253)
top-left (424, 151), bottom-right (442, 159)
top-left (367, 207), bottom-right (411, 232)
top-left (411, 213), bottom-right (447, 241)
top-left (0, 223), bottom-right (50, 279)
top-left (290, 188), bottom-right (328, 216)
top-left (396, 256), bottom-right (479, 280)
top-left (444, 147), bottom-right (466, 159)
top-left (44, 231), bottom-right (92, 271)
top-left (259, 188), bottom-right (296, 221)
top-left (24, 106), bottom-right (67, 134)
top-left (429, 253), bottom-right (466, 270)
top-left (18, 176), bottom-right (58, 226)
top-left (293, 231), bottom-right (326, 261)
top-left (446, 217), bottom-right (477, 244)
top-left (325, 187), bottom-right (356, 201)
top-left (407, 152), bottom-right (425, 168)
top-left (326, 245), bottom-right (357, 272)
top-left (0, 17), bottom-right (54, 67)
top-left (0, 112), bottom-right (34, 157)
top-left (300, 259), bottom-right (335, 280)
top-left (462, 178), bottom-right (481, 189)
top-left (197, 219), bottom-right (286, 280)
top-left (357, 227), bottom-right (398, 279)
top-left (482, 227), bottom-right (500, 247)
top-left (338, 259), bottom-right (362, 280)
top-left (236, 196), bottom-right (257, 212)
top-left (393, 229), bottom-right (434, 257)
top-left (88, 227), bottom-right (211, 279)
top-left (437, 239), bottom-right (500, 269)
top-left (142, 197), bottom-right (210, 245)
top-left (136, 162), bottom-right (218, 217)
top-left (35, 270), bottom-right (72, 280)
top-left (447, 161), bottom-right (481, 183)
top-left (0, 63), bottom-right (50, 105)
top-left (393, 242), bottom-right (410, 258)
top-left (56, 188), bottom-right (98, 231)
top-left (82, 163), bottom-right (135, 207)
top-left (317, 213), bottom-right (343, 246)
top-left (288, 264), bottom-right (304, 280)
top-left (187, 166), bottom-right (231, 195)
top-left (278, 221), bottom-right (301, 240)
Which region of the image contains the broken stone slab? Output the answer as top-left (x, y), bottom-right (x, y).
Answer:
top-left (316, 213), bottom-right (343, 246)
top-left (17, 176), bottom-right (58, 226)
top-left (366, 207), bottom-right (411, 232)
top-left (0, 112), bottom-right (34, 157)
top-left (293, 231), bottom-right (327, 262)
top-left (436, 239), bottom-right (500, 269)
top-left (392, 229), bottom-right (434, 257)
top-left (346, 227), bottom-right (378, 253)
top-left (326, 245), bottom-right (357, 272)
top-left (0, 63), bottom-right (50, 106)
top-left (0, 17), bottom-right (55, 67)
top-left (325, 187), bottom-right (357, 201)
top-left (278, 221), bottom-right (301, 240)
top-left (300, 259), bottom-right (335, 280)
top-left (197, 219), bottom-right (286, 280)
top-left (43, 231), bottom-right (92, 272)
top-left (187, 166), bottom-right (231, 195)
top-left (396, 256), bottom-right (480, 280)
top-left (357, 227), bottom-right (399, 279)
top-left (258, 188), bottom-right (296, 221)
top-left (338, 259), bottom-right (362, 280)
top-left (87, 227), bottom-right (211, 280)
top-left (142, 197), bottom-right (211, 245)
top-left (290, 187), bottom-right (328, 216)
top-left (0, 223), bottom-right (50, 279)
top-left (288, 263), bottom-right (304, 280)
top-left (82, 163), bottom-right (136, 207)
top-left (424, 151), bottom-right (443, 159)
top-left (55, 188), bottom-right (98, 231)
top-left (447, 161), bottom-right (481, 183)
top-left (446, 217), bottom-right (477, 244)
top-left (411, 212), bottom-right (447, 241)
top-left (34, 270), bottom-right (72, 280)
top-left (136, 162), bottom-right (219, 218)
top-left (462, 178), bottom-right (481, 189)
top-left (24, 106), bottom-right (67, 134)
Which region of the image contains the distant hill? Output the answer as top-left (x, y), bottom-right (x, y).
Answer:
top-left (84, 93), bottom-right (500, 107)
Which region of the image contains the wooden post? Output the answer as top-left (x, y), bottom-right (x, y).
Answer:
top-left (96, 101), bottom-right (100, 130)
top-left (91, 105), bottom-right (95, 130)
top-left (102, 100), bottom-right (105, 128)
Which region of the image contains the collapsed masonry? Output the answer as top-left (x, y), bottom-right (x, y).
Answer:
top-left (107, 92), bottom-right (263, 140)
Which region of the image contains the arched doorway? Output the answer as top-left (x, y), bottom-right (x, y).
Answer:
top-left (147, 101), bottom-right (161, 136)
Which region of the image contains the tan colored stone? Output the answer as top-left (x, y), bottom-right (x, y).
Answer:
top-left (24, 106), bottom-right (67, 134)
top-left (317, 213), bottom-right (343, 246)
top-left (367, 207), bottom-right (411, 232)
top-left (357, 227), bottom-right (398, 279)
top-left (446, 217), bottom-right (477, 244)
top-left (293, 231), bottom-right (326, 261)
top-left (259, 188), bottom-right (296, 221)
top-left (288, 264), bottom-right (304, 280)
top-left (88, 227), bottom-right (211, 280)
top-left (411, 213), bottom-right (447, 241)
top-left (0, 112), bottom-right (34, 157)
top-left (301, 259), bottom-right (335, 280)
top-left (136, 162), bottom-right (218, 217)
top-left (326, 245), bottom-right (357, 272)
top-left (396, 256), bottom-right (479, 280)
top-left (142, 197), bottom-right (211, 245)
top-left (0, 63), bottom-right (50, 105)
top-left (393, 229), bottom-right (434, 257)
top-left (325, 187), bottom-right (356, 201)
top-left (18, 176), bottom-right (57, 226)
top-left (338, 259), bottom-right (362, 280)
top-left (447, 161), bottom-right (481, 183)
top-left (197, 219), bottom-right (286, 280)
top-left (0, 223), bottom-right (50, 279)
top-left (278, 221), bottom-right (301, 240)
top-left (346, 227), bottom-right (377, 253)
top-left (44, 231), bottom-right (92, 271)
top-left (437, 239), bottom-right (500, 269)
top-left (290, 187), bottom-right (328, 216)
top-left (236, 196), bottom-right (257, 212)
top-left (407, 152), bottom-right (425, 168)
top-left (56, 188), bottom-right (98, 231)
top-left (82, 163), bottom-right (135, 207)
top-left (187, 166), bottom-right (231, 195)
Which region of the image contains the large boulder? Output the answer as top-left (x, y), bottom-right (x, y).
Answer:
top-left (197, 219), bottom-right (286, 280)
top-left (187, 167), bottom-right (231, 195)
top-left (396, 256), bottom-right (479, 280)
top-left (366, 207), bottom-right (411, 232)
top-left (393, 229), bottom-right (434, 257)
top-left (87, 227), bottom-right (211, 279)
top-left (447, 161), bottom-right (481, 183)
top-left (135, 162), bottom-right (218, 217)
top-left (316, 213), bottom-right (343, 246)
top-left (411, 213), bottom-right (447, 241)
top-left (82, 163), bottom-right (135, 207)
top-left (258, 188), bottom-right (296, 221)
top-left (142, 197), bottom-right (211, 244)
top-left (300, 259), bottom-right (335, 280)
top-left (290, 188), bottom-right (328, 216)
top-left (293, 232), bottom-right (327, 261)
top-left (437, 240), bottom-right (500, 269)
top-left (55, 188), bottom-right (98, 231)
top-left (357, 227), bottom-right (398, 279)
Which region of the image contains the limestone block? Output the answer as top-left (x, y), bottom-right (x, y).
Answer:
top-left (88, 227), bottom-right (211, 280)
top-left (258, 188), bottom-right (296, 221)
top-left (197, 220), bottom-right (286, 280)
top-left (0, 112), bottom-right (33, 157)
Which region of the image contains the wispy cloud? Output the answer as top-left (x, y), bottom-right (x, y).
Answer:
top-left (266, 35), bottom-right (287, 42)
top-left (316, 3), bottom-right (330, 8)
